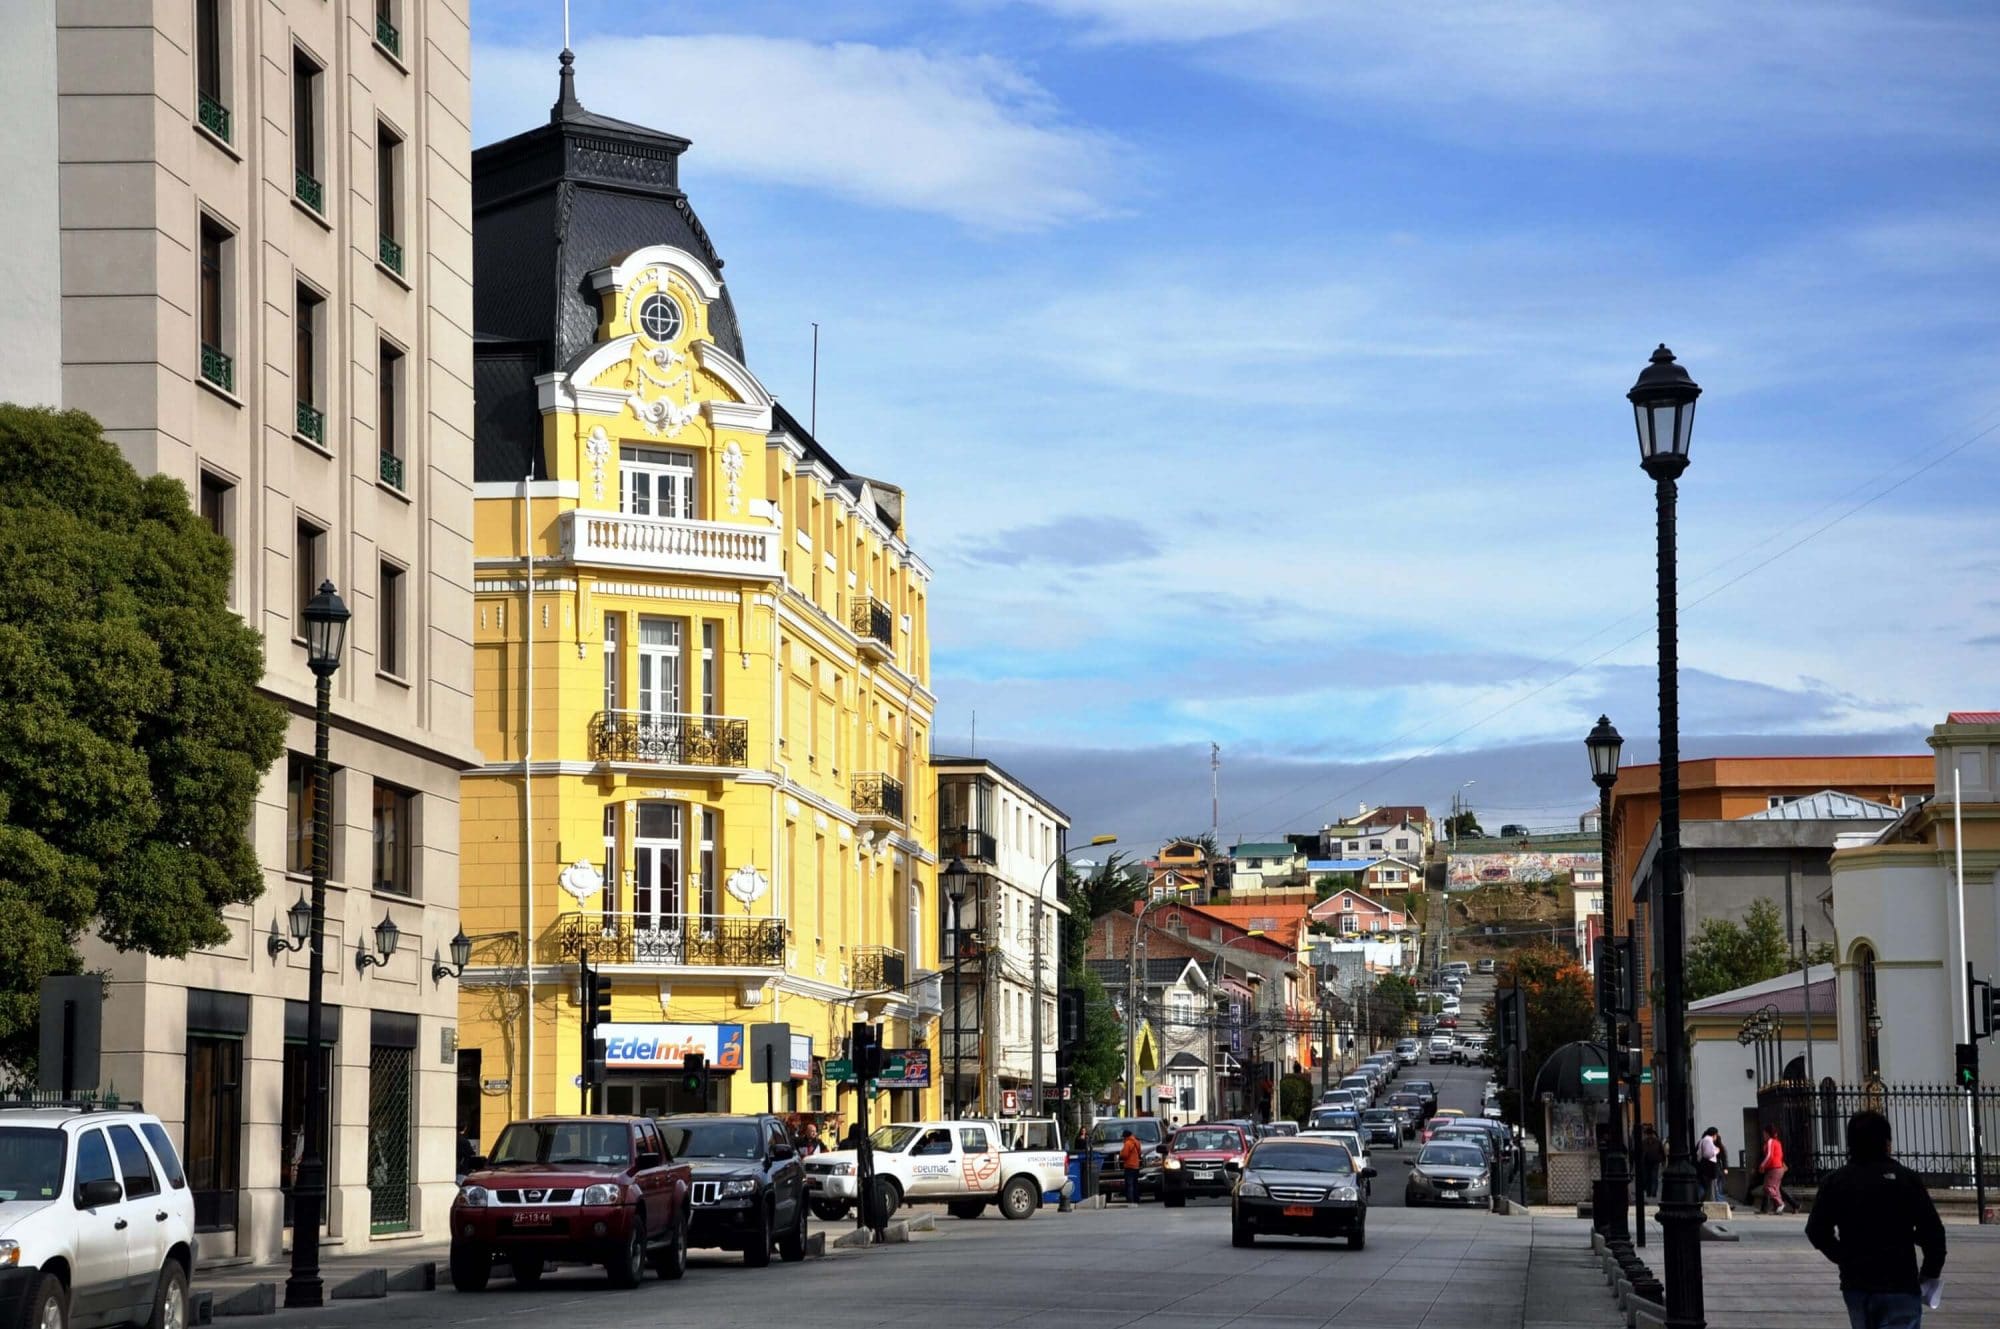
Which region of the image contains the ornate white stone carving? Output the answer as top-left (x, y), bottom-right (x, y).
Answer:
top-left (726, 864), bottom-right (769, 906)
top-left (628, 344), bottom-right (699, 438)
top-left (558, 859), bottom-right (605, 904)
top-left (585, 426), bottom-right (611, 501)
top-left (720, 440), bottom-right (744, 513)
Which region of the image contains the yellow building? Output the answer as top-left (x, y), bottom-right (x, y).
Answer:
top-left (455, 57), bottom-right (941, 1143)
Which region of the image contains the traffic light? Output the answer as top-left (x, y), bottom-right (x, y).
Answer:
top-left (588, 966), bottom-right (613, 1028)
top-left (1058, 991), bottom-right (1083, 1051)
top-left (853, 1022), bottom-right (886, 1082)
top-left (680, 1051), bottom-right (708, 1097)
top-left (1956, 1042), bottom-right (1978, 1089)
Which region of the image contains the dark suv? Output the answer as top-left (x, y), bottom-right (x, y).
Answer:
top-left (657, 1114), bottom-right (808, 1266)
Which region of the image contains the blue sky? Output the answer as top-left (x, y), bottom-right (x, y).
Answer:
top-left (471, 2), bottom-right (2000, 848)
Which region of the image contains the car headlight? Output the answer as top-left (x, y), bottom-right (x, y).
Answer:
top-left (827, 1161), bottom-right (856, 1176)
top-left (1236, 1179), bottom-right (1267, 1199)
top-left (458, 1185), bottom-right (490, 1208)
top-left (1468, 1175), bottom-right (1491, 1191)
top-left (0, 1240), bottom-right (18, 1266)
top-left (721, 1178), bottom-right (759, 1198)
top-left (1331, 1183), bottom-right (1360, 1202)
top-left (581, 1183), bottom-right (622, 1206)
top-left (1164, 1157), bottom-right (1182, 1170)
top-left (1409, 1169), bottom-right (1429, 1185)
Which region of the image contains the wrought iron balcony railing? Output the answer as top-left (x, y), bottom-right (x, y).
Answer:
top-left (940, 826), bottom-right (997, 864)
top-left (296, 401), bottom-right (325, 446)
top-left (850, 596), bottom-right (894, 648)
top-left (375, 14), bottom-right (401, 59)
top-left (554, 912), bottom-right (786, 968)
top-left (379, 450), bottom-right (405, 491)
top-left (295, 168), bottom-right (324, 214)
top-left (200, 344), bottom-right (233, 394)
top-left (378, 234), bottom-right (404, 276)
top-left (852, 773), bottom-right (905, 823)
top-left (197, 92), bottom-right (231, 143)
top-left (853, 945), bottom-right (907, 993)
top-left (588, 710), bottom-right (750, 767)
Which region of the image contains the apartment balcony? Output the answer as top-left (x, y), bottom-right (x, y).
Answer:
top-left (295, 401), bottom-right (326, 448)
top-left (558, 510), bottom-right (781, 580)
top-left (552, 912), bottom-right (786, 970)
top-left (852, 773), bottom-right (905, 831)
top-left (940, 826), bottom-right (997, 865)
top-left (379, 450), bottom-right (406, 492)
top-left (852, 945), bottom-right (907, 994)
top-left (378, 234), bottom-right (404, 277)
top-left (295, 168), bottom-right (324, 215)
top-left (200, 344), bottom-right (233, 394)
top-left (197, 92), bottom-right (231, 143)
top-left (374, 13), bottom-right (401, 59)
top-left (588, 710), bottom-right (749, 772)
top-left (849, 596), bottom-right (894, 662)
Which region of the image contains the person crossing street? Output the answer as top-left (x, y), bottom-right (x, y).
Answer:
top-left (1119, 1129), bottom-right (1143, 1204)
top-left (1805, 1111), bottom-right (1945, 1329)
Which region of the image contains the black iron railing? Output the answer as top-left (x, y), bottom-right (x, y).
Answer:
top-left (554, 912), bottom-right (786, 968)
top-left (296, 401), bottom-right (325, 446)
top-left (1758, 1081), bottom-right (2000, 1188)
top-left (378, 234), bottom-right (404, 276)
top-left (197, 92), bottom-right (231, 142)
top-left (940, 826), bottom-right (997, 863)
top-left (850, 596), bottom-right (893, 647)
top-left (853, 945), bottom-right (907, 993)
top-left (375, 13), bottom-right (401, 59)
top-left (295, 168), bottom-right (324, 214)
top-left (852, 773), bottom-right (905, 822)
top-left (588, 711), bottom-right (749, 767)
top-left (200, 343), bottom-right (233, 393)
top-left (379, 450), bottom-right (405, 491)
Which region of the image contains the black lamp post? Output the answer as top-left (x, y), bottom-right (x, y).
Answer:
top-left (433, 928), bottom-right (474, 985)
top-left (286, 581), bottom-right (347, 1309)
top-left (943, 857), bottom-right (969, 1119)
top-left (1587, 715), bottom-right (1630, 1241)
top-left (1629, 345), bottom-right (1704, 1329)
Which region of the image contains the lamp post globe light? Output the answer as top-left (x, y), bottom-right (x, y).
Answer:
top-left (1586, 716), bottom-right (1631, 1242)
top-left (286, 582), bottom-right (347, 1309)
top-left (942, 857), bottom-right (970, 1119)
top-left (1628, 347), bottom-right (1705, 1329)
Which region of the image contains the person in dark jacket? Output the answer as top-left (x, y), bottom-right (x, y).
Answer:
top-left (1804, 1110), bottom-right (1945, 1329)
top-left (1637, 1124), bottom-right (1665, 1200)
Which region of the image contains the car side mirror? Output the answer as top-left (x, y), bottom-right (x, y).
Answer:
top-left (770, 1142), bottom-right (795, 1160)
top-left (76, 1178), bottom-right (123, 1209)
top-left (1224, 1160), bottom-right (1242, 1173)
top-left (635, 1151), bottom-right (664, 1171)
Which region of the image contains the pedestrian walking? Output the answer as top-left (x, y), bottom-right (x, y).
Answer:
top-left (1118, 1129), bottom-right (1143, 1204)
top-left (1638, 1124), bottom-right (1665, 1200)
top-left (1695, 1127), bottom-right (1722, 1202)
top-left (1805, 1110), bottom-right (1945, 1329)
top-left (1759, 1125), bottom-right (1793, 1214)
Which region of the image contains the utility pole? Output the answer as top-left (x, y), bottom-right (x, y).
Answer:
top-left (982, 877), bottom-right (999, 1116)
top-left (1030, 896), bottom-right (1045, 1116)
top-left (1211, 742), bottom-right (1221, 836)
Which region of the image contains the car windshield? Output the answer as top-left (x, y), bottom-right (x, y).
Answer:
top-left (490, 1121), bottom-right (631, 1167)
top-left (1390, 1094), bottom-right (1422, 1105)
top-left (0, 1128), bottom-right (64, 1203)
top-left (1420, 1145), bottom-right (1487, 1169)
top-left (1406, 1082), bottom-right (1435, 1093)
top-left (1089, 1120), bottom-right (1160, 1147)
top-left (871, 1125), bottom-right (921, 1152)
top-left (658, 1121), bottom-right (762, 1160)
top-left (1361, 1109), bottom-right (1395, 1122)
top-left (1250, 1142), bottom-right (1351, 1173)
top-left (1172, 1129), bottom-right (1241, 1152)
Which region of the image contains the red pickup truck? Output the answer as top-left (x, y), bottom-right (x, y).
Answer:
top-left (451, 1115), bottom-right (693, 1290)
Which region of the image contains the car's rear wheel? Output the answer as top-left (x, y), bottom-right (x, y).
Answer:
top-left (27, 1273), bottom-right (67, 1329)
top-left (999, 1176), bottom-right (1037, 1221)
top-left (508, 1256), bottom-right (544, 1287)
top-left (449, 1243), bottom-right (492, 1292)
top-left (743, 1201), bottom-right (773, 1267)
top-left (606, 1219), bottom-right (645, 1288)
top-left (145, 1260), bottom-right (188, 1329)
top-left (778, 1199), bottom-right (809, 1261)
top-left (653, 1210), bottom-right (689, 1281)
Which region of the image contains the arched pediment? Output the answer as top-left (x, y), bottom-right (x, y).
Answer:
top-left (586, 244), bottom-right (725, 304)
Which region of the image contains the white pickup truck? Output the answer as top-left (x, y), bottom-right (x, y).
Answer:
top-left (802, 1118), bottom-right (1070, 1221)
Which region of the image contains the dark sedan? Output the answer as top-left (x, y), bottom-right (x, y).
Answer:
top-left (1231, 1138), bottom-right (1373, 1249)
top-left (1357, 1108), bottom-right (1400, 1149)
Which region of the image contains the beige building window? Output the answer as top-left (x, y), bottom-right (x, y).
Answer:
top-left (376, 124), bottom-right (404, 275)
top-left (377, 561), bottom-right (404, 677)
top-left (378, 342), bottom-right (405, 489)
top-left (195, 0), bottom-right (230, 143)
top-left (198, 216), bottom-right (233, 392)
top-left (291, 49), bottom-right (324, 213)
top-left (285, 753), bottom-right (339, 876)
top-left (371, 782), bottom-right (413, 895)
top-left (295, 284), bottom-right (325, 447)
top-left (293, 518), bottom-right (326, 639)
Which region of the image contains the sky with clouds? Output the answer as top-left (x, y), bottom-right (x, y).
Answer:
top-left (471, 1), bottom-right (2000, 849)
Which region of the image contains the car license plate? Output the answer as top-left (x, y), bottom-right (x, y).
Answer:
top-left (514, 1211), bottom-right (552, 1226)
top-left (1194, 1169), bottom-right (1216, 1180)
top-left (1282, 1205), bottom-right (1314, 1217)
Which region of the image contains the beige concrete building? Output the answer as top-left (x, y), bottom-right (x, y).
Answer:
top-left (6, 0), bottom-right (476, 1262)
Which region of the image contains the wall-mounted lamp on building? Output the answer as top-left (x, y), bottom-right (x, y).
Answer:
top-left (355, 912), bottom-right (402, 975)
top-left (431, 928), bottom-right (473, 985)
top-left (268, 892), bottom-right (314, 958)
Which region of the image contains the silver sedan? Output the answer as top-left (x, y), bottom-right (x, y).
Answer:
top-left (1404, 1141), bottom-right (1491, 1207)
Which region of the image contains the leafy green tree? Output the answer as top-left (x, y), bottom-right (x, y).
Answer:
top-left (0, 406), bottom-right (285, 1064)
top-left (1066, 968), bottom-right (1126, 1102)
top-left (1278, 1074), bottom-right (1313, 1124)
top-left (1444, 810), bottom-right (1483, 840)
top-left (1485, 944), bottom-right (1598, 1131)
top-left (1684, 899), bottom-right (1798, 1001)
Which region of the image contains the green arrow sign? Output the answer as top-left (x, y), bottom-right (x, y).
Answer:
top-left (1580, 1067), bottom-right (1653, 1084)
top-left (825, 1054), bottom-right (912, 1084)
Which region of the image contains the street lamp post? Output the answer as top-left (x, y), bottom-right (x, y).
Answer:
top-left (1629, 344), bottom-right (1704, 1329)
top-left (285, 582), bottom-right (348, 1310)
top-left (943, 858), bottom-right (969, 1119)
top-left (1587, 715), bottom-right (1631, 1241)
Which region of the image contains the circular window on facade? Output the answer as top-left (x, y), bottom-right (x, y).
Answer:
top-left (636, 292), bottom-right (684, 342)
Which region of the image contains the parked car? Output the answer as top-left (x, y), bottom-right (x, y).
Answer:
top-left (1162, 1125), bottom-right (1251, 1206)
top-left (1318, 1089), bottom-right (1359, 1110)
top-left (1405, 1140), bottom-right (1491, 1207)
top-left (1395, 1039), bottom-right (1420, 1065)
top-left (0, 1104), bottom-right (197, 1329)
top-left (656, 1114), bottom-right (807, 1265)
top-left (452, 1115), bottom-right (693, 1290)
top-left (1306, 1107), bottom-right (1359, 1133)
top-left (1231, 1138), bottom-right (1373, 1249)
top-left (1083, 1117), bottom-right (1167, 1200)
top-left (806, 1119), bottom-right (1067, 1221)
top-left (1338, 1075), bottom-right (1374, 1105)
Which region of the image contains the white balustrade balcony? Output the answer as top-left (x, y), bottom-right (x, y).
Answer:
top-left (558, 510), bottom-right (781, 579)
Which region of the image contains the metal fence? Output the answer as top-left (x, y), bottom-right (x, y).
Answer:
top-left (1757, 1081), bottom-right (2000, 1188)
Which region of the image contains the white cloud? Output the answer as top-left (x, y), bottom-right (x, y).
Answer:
top-left (471, 35), bottom-right (1125, 231)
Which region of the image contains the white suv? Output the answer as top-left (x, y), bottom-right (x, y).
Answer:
top-left (0, 1106), bottom-right (196, 1329)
